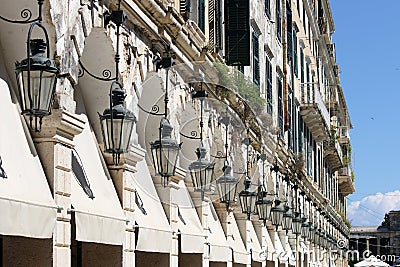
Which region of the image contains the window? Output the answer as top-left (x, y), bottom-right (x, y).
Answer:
top-left (237, 65), bottom-right (244, 73)
top-left (209, 0), bottom-right (222, 50)
top-left (286, 1), bottom-right (293, 59)
top-left (300, 48), bottom-right (304, 83)
top-left (277, 74), bottom-right (284, 138)
top-left (293, 30), bottom-right (298, 76)
top-left (307, 129), bottom-right (313, 176)
top-left (276, 0), bottom-right (282, 42)
top-left (306, 62), bottom-right (310, 102)
top-left (266, 57), bottom-right (273, 114)
top-left (225, 0), bottom-right (250, 65)
top-left (298, 115), bottom-right (304, 154)
top-left (252, 32), bottom-right (260, 86)
top-left (179, 0), bottom-right (191, 19)
top-left (288, 86), bottom-right (293, 151)
top-left (265, 0), bottom-right (271, 18)
top-left (199, 0), bottom-right (205, 32)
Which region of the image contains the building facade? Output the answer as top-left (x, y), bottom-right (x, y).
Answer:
top-left (0, 0), bottom-right (353, 266)
top-left (349, 211), bottom-right (400, 266)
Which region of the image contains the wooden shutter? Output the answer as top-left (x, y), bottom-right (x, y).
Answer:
top-left (209, 0), bottom-right (215, 45)
top-left (225, 0), bottom-right (250, 66)
top-left (287, 3), bottom-right (293, 59)
top-left (179, 0), bottom-right (190, 19)
top-left (252, 32), bottom-right (260, 85)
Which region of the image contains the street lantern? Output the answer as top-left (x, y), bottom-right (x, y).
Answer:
top-left (100, 81), bottom-right (136, 165)
top-left (189, 144), bottom-right (215, 193)
top-left (16, 36), bottom-right (58, 131)
top-left (239, 179), bottom-right (258, 219)
top-left (270, 201), bottom-right (285, 228)
top-left (150, 117), bottom-right (181, 179)
top-left (216, 164), bottom-right (239, 207)
top-left (308, 224), bottom-right (316, 242)
top-left (292, 213), bottom-right (303, 235)
top-left (282, 206), bottom-right (293, 232)
top-left (301, 220), bottom-right (311, 239)
top-left (256, 187), bottom-right (273, 222)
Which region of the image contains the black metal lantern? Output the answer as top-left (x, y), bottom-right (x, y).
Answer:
top-left (16, 24), bottom-right (59, 131)
top-left (282, 206), bottom-right (293, 232)
top-left (150, 117), bottom-right (181, 180)
top-left (308, 224), bottom-right (316, 242)
top-left (256, 188), bottom-right (273, 222)
top-left (99, 81), bottom-right (136, 165)
top-left (292, 213), bottom-right (303, 235)
top-left (216, 164), bottom-right (239, 208)
top-left (301, 220), bottom-right (311, 239)
top-left (270, 201), bottom-right (285, 228)
top-left (239, 179), bottom-right (258, 219)
top-left (189, 144), bottom-right (215, 193)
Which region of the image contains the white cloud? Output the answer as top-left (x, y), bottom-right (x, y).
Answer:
top-left (348, 190), bottom-right (400, 226)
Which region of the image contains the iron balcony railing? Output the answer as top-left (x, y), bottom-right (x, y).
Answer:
top-left (301, 84), bottom-right (330, 132)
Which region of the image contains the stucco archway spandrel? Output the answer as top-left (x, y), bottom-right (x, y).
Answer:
top-left (77, 27), bottom-right (116, 142)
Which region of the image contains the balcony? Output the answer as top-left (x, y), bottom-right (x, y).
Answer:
top-left (323, 138), bottom-right (343, 171)
top-left (338, 165), bottom-right (355, 196)
top-left (300, 85), bottom-right (330, 142)
top-left (338, 126), bottom-right (350, 145)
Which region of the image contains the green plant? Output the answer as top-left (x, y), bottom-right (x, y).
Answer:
top-left (338, 211), bottom-right (351, 228)
top-left (213, 61), bottom-right (266, 112)
top-left (351, 171), bottom-right (355, 182)
top-left (329, 125), bottom-right (338, 146)
top-left (342, 155), bottom-right (350, 166)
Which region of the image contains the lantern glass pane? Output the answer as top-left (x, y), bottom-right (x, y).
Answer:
top-left (190, 168), bottom-right (201, 190)
top-left (271, 208), bottom-right (284, 226)
top-left (205, 165), bottom-right (214, 191)
top-left (217, 179), bottom-right (238, 204)
top-left (292, 219), bottom-right (302, 235)
top-left (121, 118), bottom-right (134, 151)
top-left (301, 224), bottom-right (310, 239)
top-left (18, 70), bottom-right (56, 114)
top-left (101, 116), bottom-right (134, 153)
top-left (282, 214), bottom-right (293, 231)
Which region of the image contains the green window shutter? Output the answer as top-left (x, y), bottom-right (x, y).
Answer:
top-left (225, 0), bottom-right (250, 66)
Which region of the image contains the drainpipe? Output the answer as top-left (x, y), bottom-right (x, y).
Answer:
top-left (283, 0), bottom-right (289, 132)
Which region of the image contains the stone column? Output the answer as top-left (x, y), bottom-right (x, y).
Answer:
top-left (189, 189), bottom-right (210, 267)
top-left (377, 237), bottom-right (381, 256)
top-left (32, 110), bottom-right (85, 267)
top-left (253, 220), bottom-right (266, 267)
top-left (104, 144), bottom-right (146, 267)
top-left (152, 166), bottom-right (186, 267)
top-left (215, 203), bottom-right (232, 267)
top-left (366, 238), bottom-right (370, 253)
top-left (235, 213), bottom-right (252, 267)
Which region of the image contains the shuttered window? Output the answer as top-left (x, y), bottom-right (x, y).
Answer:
top-left (277, 75), bottom-right (284, 138)
top-left (288, 86), bottom-right (293, 151)
top-left (266, 57), bottom-right (273, 115)
top-left (265, 0), bottom-right (271, 18)
top-left (293, 30), bottom-right (298, 76)
top-left (276, 0), bottom-right (282, 42)
top-left (209, 0), bottom-right (222, 50)
top-left (225, 0), bottom-right (250, 65)
top-left (179, 0), bottom-right (190, 19)
top-left (287, 2), bottom-right (293, 59)
top-left (199, 0), bottom-right (205, 32)
top-left (252, 32), bottom-right (260, 86)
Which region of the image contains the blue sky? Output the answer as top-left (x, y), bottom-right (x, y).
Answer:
top-left (330, 0), bottom-right (400, 225)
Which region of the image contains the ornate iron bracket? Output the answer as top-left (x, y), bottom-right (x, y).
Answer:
top-left (0, 0), bottom-right (43, 24)
top-left (78, 60), bottom-right (115, 81)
